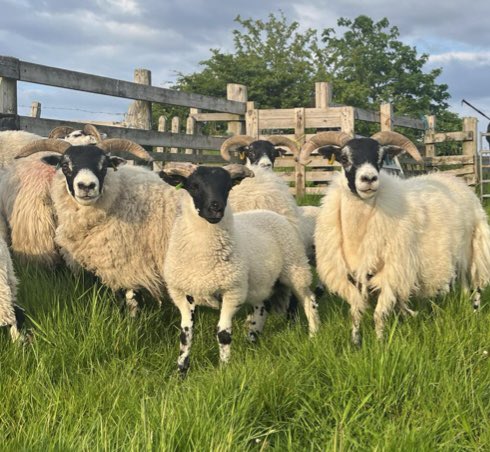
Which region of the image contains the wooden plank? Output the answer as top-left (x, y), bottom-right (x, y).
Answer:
top-left (305, 187), bottom-right (328, 195)
top-left (462, 117), bottom-right (478, 156)
top-left (170, 116), bottom-right (180, 153)
top-left (315, 82), bottom-right (332, 108)
top-left (424, 115), bottom-right (436, 157)
top-left (355, 106), bottom-right (425, 129)
top-left (0, 76), bottom-right (17, 115)
top-left (442, 166), bottom-right (475, 177)
top-left (340, 107), bottom-right (355, 135)
top-left (15, 116), bottom-right (227, 150)
top-left (125, 68), bottom-right (152, 130)
top-left (10, 59), bottom-right (246, 114)
top-left (30, 101), bottom-right (41, 118)
top-left (304, 108), bottom-right (343, 129)
top-left (227, 84), bottom-right (247, 136)
top-left (294, 107), bottom-right (306, 197)
top-left (425, 131), bottom-right (473, 144)
top-left (423, 155), bottom-right (474, 165)
top-left (192, 113), bottom-right (241, 122)
top-left (246, 106), bottom-right (259, 137)
top-left (380, 103), bottom-right (393, 132)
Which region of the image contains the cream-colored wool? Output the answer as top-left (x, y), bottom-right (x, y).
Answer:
top-left (164, 192), bottom-right (320, 367)
top-left (0, 131), bottom-right (44, 167)
top-left (50, 165), bottom-right (182, 298)
top-left (0, 153), bottom-right (59, 266)
top-left (315, 171), bottom-right (490, 340)
top-left (228, 166), bottom-right (310, 247)
top-left (298, 205), bottom-right (320, 260)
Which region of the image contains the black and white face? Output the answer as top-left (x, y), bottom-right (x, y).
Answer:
top-left (63, 130), bottom-right (101, 145)
top-left (161, 166), bottom-right (248, 224)
top-left (42, 145), bottom-right (125, 206)
top-left (239, 141), bottom-right (287, 169)
top-left (319, 138), bottom-right (385, 200)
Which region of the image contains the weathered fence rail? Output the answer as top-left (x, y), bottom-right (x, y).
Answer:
top-left (0, 55), bottom-right (480, 198)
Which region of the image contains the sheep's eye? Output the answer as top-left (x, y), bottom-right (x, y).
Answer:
top-left (61, 162), bottom-right (72, 174)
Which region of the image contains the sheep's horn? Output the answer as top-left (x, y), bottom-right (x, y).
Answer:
top-left (97, 139), bottom-right (153, 162)
top-left (371, 131), bottom-right (423, 162)
top-left (48, 126), bottom-right (75, 139)
top-left (220, 135), bottom-right (255, 161)
top-left (15, 139), bottom-right (72, 158)
top-left (223, 164), bottom-right (255, 179)
top-left (162, 162), bottom-right (198, 178)
top-left (300, 131), bottom-right (354, 164)
top-left (83, 124), bottom-right (103, 142)
top-left (266, 135), bottom-right (300, 157)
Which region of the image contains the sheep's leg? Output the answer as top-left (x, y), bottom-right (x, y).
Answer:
top-left (398, 299), bottom-right (418, 318)
top-left (373, 286), bottom-right (397, 340)
top-left (291, 286), bottom-right (320, 336)
top-left (217, 292), bottom-right (243, 363)
top-left (125, 289), bottom-right (140, 318)
top-left (170, 290), bottom-right (195, 375)
top-left (246, 302), bottom-right (269, 343)
top-left (472, 287), bottom-right (482, 311)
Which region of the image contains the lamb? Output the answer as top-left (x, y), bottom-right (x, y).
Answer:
top-left (303, 130), bottom-right (490, 345)
top-left (0, 125), bottom-right (104, 267)
top-left (14, 138), bottom-right (181, 312)
top-left (160, 163), bottom-right (320, 374)
top-left (0, 124), bottom-right (103, 167)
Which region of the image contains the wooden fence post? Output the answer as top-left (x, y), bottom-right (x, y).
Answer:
top-left (340, 107), bottom-right (355, 135)
top-left (315, 82), bottom-right (332, 109)
top-left (294, 107), bottom-right (306, 199)
top-left (462, 117), bottom-right (478, 156)
top-left (380, 103), bottom-right (393, 131)
top-left (245, 101), bottom-right (258, 137)
top-left (0, 76), bottom-right (17, 117)
top-left (227, 84), bottom-right (247, 136)
top-left (185, 113), bottom-right (197, 155)
top-left (30, 101), bottom-right (41, 118)
top-left (170, 116), bottom-right (180, 153)
top-left (425, 115), bottom-right (436, 157)
top-left (126, 68), bottom-right (152, 130)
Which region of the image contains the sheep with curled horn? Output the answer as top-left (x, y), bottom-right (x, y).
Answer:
top-left (0, 124), bottom-right (107, 268)
top-left (220, 134), bottom-right (299, 169)
top-left (15, 138), bottom-right (182, 315)
top-left (309, 130), bottom-right (490, 346)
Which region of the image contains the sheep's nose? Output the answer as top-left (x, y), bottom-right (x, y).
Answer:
top-left (361, 175), bottom-right (378, 183)
top-left (260, 163), bottom-right (272, 168)
top-left (209, 201), bottom-right (223, 213)
top-left (78, 181), bottom-right (96, 191)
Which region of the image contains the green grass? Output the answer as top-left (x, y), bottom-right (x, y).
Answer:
top-left (0, 263), bottom-right (489, 451)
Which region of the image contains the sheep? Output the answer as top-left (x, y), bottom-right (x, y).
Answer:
top-left (160, 163), bottom-right (320, 374)
top-left (0, 124), bottom-right (103, 167)
top-left (220, 134), bottom-right (299, 169)
top-left (14, 138), bottom-right (181, 312)
top-left (303, 130), bottom-right (490, 345)
top-left (0, 228), bottom-right (26, 343)
top-left (0, 125), bottom-right (104, 267)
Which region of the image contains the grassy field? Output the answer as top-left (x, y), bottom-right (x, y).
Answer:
top-left (0, 258), bottom-right (489, 451)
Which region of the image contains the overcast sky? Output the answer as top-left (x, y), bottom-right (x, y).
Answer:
top-left (1, 0), bottom-right (489, 137)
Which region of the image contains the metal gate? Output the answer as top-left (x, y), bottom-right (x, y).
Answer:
top-left (478, 132), bottom-right (490, 202)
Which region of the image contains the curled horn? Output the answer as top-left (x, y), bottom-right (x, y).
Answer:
top-left (162, 162), bottom-right (197, 178)
top-left (83, 124), bottom-right (103, 142)
top-left (370, 131), bottom-right (423, 162)
top-left (266, 135), bottom-right (299, 158)
top-left (97, 139), bottom-right (153, 162)
top-left (48, 126), bottom-right (75, 139)
top-left (299, 131), bottom-right (354, 165)
top-left (223, 164), bottom-right (255, 179)
top-left (15, 139), bottom-right (72, 159)
top-left (220, 135), bottom-right (255, 161)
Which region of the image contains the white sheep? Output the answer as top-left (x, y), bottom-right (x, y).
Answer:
top-left (0, 230), bottom-right (25, 343)
top-left (13, 138), bottom-right (181, 312)
top-left (0, 125), bottom-right (104, 267)
top-left (0, 124), bottom-right (103, 167)
top-left (303, 131), bottom-right (490, 345)
top-left (160, 163), bottom-right (320, 374)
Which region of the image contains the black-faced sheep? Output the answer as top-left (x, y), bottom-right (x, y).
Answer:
top-left (14, 138), bottom-right (181, 312)
top-left (160, 163), bottom-right (320, 374)
top-left (303, 131), bottom-right (490, 345)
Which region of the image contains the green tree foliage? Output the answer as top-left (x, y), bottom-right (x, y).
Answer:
top-left (153, 13), bottom-right (459, 139)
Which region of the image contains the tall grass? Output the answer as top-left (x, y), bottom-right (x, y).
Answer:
top-left (0, 262), bottom-right (489, 450)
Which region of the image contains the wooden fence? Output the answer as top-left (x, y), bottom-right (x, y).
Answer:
top-left (0, 56), bottom-right (479, 198)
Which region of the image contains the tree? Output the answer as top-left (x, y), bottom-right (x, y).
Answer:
top-left (153, 13), bottom-right (459, 137)
top-left (320, 16), bottom-right (459, 133)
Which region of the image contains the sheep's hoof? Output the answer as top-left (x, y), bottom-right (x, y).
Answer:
top-left (178, 356), bottom-right (190, 378)
top-left (351, 332), bottom-right (362, 348)
top-left (247, 331), bottom-right (259, 344)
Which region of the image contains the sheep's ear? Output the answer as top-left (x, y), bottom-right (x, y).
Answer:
top-left (317, 146), bottom-right (343, 164)
top-left (159, 172), bottom-right (187, 187)
top-left (380, 145), bottom-right (405, 160)
top-left (41, 155), bottom-right (62, 167)
top-left (109, 156), bottom-right (126, 170)
top-left (274, 147), bottom-right (288, 157)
